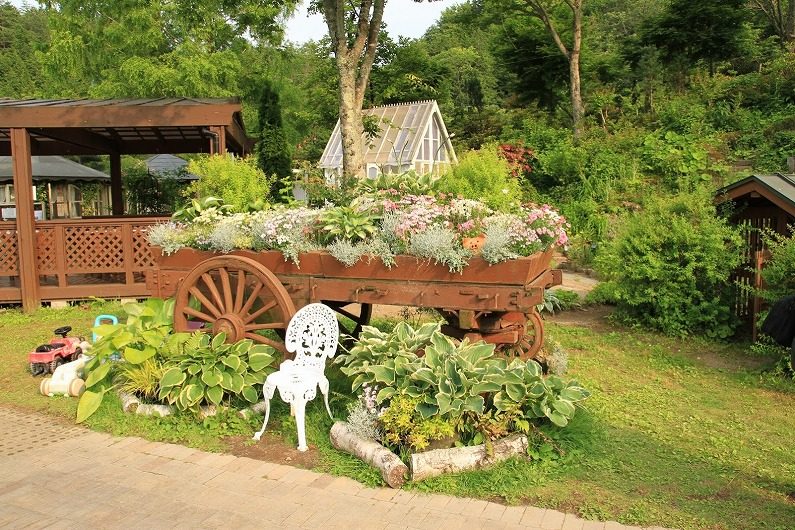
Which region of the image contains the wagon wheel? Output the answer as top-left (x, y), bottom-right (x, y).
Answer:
top-left (174, 256), bottom-right (296, 353)
top-left (323, 301), bottom-right (372, 341)
top-left (496, 310), bottom-right (544, 360)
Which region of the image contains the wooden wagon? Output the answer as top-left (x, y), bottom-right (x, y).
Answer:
top-left (147, 248), bottom-right (561, 359)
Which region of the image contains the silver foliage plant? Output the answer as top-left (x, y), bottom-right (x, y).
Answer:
top-left (207, 214), bottom-right (252, 253)
top-left (481, 216), bottom-right (520, 264)
top-left (345, 384), bottom-right (383, 442)
top-left (536, 336), bottom-right (569, 375)
top-left (327, 239), bottom-right (361, 266)
top-left (328, 234), bottom-right (396, 268)
top-left (379, 210), bottom-right (406, 253)
top-left (408, 225), bottom-right (472, 273)
top-left (147, 222), bottom-right (188, 255)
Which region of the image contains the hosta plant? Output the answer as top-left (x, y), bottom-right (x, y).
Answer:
top-left (490, 359), bottom-right (590, 428)
top-left (158, 332), bottom-right (276, 411)
top-left (77, 298), bottom-right (190, 423)
top-left (172, 196), bottom-right (233, 222)
top-left (373, 333), bottom-right (503, 420)
top-left (338, 320), bottom-right (591, 447)
top-left (318, 206), bottom-right (378, 243)
top-left (335, 321), bottom-right (439, 392)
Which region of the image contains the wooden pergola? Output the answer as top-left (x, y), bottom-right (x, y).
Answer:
top-left (0, 97), bottom-right (253, 312)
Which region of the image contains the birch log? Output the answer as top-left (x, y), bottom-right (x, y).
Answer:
top-left (119, 392), bottom-right (140, 413)
top-left (410, 433), bottom-right (528, 482)
top-left (329, 421), bottom-right (408, 488)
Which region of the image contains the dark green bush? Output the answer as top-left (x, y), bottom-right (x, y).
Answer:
top-left (758, 229), bottom-right (795, 303)
top-left (595, 192), bottom-right (743, 338)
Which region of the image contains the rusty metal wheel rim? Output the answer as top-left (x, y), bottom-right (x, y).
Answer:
top-left (497, 310), bottom-right (544, 360)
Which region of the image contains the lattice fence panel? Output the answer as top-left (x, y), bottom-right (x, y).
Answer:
top-left (0, 229), bottom-right (18, 275)
top-left (132, 224), bottom-right (157, 270)
top-left (36, 228), bottom-right (57, 274)
top-left (65, 225), bottom-right (124, 271)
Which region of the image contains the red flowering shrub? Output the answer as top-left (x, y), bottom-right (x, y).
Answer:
top-left (498, 143), bottom-right (535, 179)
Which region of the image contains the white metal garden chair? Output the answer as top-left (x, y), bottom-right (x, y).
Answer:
top-left (252, 303), bottom-right (339, 451)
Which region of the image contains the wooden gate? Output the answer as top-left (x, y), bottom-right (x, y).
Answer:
top-left (732, 206), bottom-right (784, 336)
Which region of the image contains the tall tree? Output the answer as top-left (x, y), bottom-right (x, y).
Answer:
top-left (0, 3), bottom-right (48, 97)
top-left (38, 0), bottom-right (296, 98)
top-left (319, 0), bottom-right (386, 178)
top-left (641, 0), bottom-right (750, 76)
top-left (750, 0), bottom-right (795, 44)
top-left (522, 0), bottom-right (585, 140)
top-left (256, 80), bottom-right (292, 197)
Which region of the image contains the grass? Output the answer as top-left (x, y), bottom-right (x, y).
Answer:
top-left (0, 302), bottom-right (793, 528)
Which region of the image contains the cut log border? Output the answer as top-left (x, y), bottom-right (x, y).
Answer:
top-left (410, 433), bottom-right (528, 482)
top-left (118, 392), bottom-right (221, 419)
top-left (330, 421), bottom-right (408, 488)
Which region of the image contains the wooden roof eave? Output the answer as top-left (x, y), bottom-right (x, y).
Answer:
top-left (0, 103), bottom-right (243, 129)
top-left (715, 179), bottom-right (795, 218)
top-left (225, 114), bottom-right (254, 154)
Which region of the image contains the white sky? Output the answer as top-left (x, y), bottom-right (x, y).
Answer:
top-left (9, 0), bottom-right (460, 45)
top-left (286, 0), bottom-right (460, 44)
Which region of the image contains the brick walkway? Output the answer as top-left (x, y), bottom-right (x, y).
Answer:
top-left (0, 407), bottom-right (661, 529)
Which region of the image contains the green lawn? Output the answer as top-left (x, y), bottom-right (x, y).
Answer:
top-left (1, 301), bottom-right (793, 529)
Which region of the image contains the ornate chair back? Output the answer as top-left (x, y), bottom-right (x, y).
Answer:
top-left (285, 303), bottom-right (339, 373)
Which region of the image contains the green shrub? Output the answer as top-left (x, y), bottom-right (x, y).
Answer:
top-left (185, 154), bottom-right (273, 211)
top-left (641, 130), bottom-right (715, 191)
top-left (123, 158), bottom-right (184, 215)
top-left (438, 144), bottom-right (521, 211)
top-left (595, 192), bottom-right (743, 338)
top-left (758, 228), bottom-right (795, 303)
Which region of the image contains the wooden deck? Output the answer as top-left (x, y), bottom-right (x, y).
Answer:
top-left (0, 216), bottom-right (168, 304)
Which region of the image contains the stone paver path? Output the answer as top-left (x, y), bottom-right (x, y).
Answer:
top-left (0, 407), bottom-right (662, 529)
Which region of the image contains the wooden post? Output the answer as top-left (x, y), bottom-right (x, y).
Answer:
top-left (210, 126), bottom-right (226, 155)
top-left (122, 223), bottom-right (134, 286)
top-left (10, 128), bottom-right (40, 312)
top-left (110, 152), bottom-right (124, 215)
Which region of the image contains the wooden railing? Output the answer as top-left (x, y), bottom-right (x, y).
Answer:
top-left (0, 217), bottom-right (169, 303)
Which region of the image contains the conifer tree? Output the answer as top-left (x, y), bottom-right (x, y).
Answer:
top-left (256, 80), bottom-right (292, 199)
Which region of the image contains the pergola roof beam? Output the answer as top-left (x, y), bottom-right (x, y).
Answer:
top-left (29, 127), bottom-right (118, 154)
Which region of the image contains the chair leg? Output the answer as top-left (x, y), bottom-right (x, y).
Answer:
top-left (323, 388), bottom-right (333, 420)
top-left (293, 399), bottom-right (308, 452)
top-left (252, 398), bottom-right (271, 441)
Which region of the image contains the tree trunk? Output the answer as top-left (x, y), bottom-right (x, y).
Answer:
top-left (526, 0), bottom-right (585, 141)
top-left (337, 65), bottom-right (366, 179)
top-left (569, 0), bottom-right (584, 140)
top-left (752, 0), bottom-right (795, 44)
top-left (330, 421), bottom-right (408, 488)
top-left (569, 49), bottom-right (583, 141)
top-left (410, 433), bottom-right (528, 482)
top-left (321, 0), bottom-right (385, 179)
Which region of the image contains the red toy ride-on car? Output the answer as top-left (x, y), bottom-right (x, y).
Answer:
top-left (29, 326), bottom-right (83, 376)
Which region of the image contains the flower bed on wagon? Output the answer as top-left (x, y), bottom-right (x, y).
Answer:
top-left (148, 190), bottom-right (568, 273)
